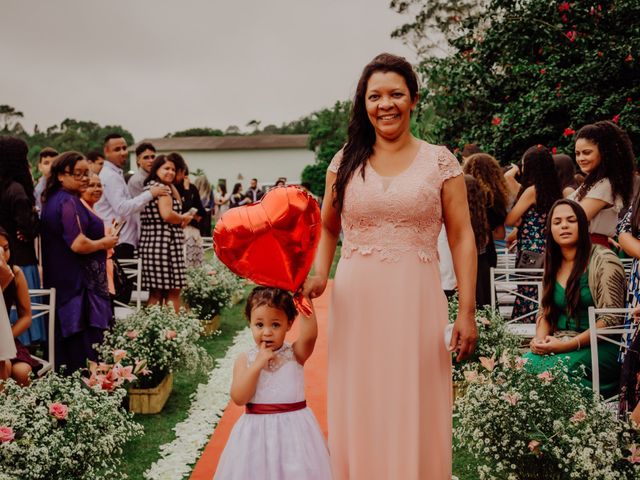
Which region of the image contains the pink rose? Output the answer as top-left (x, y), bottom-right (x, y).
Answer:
top-left (126, 330), bottom-right (139, 340)
top-left (49, 402), bottom-right (69, 420)
top-left (113, 349), bottom-right (127, 363)
top-left (570, 409), bottom-right (587, 423)
top-left (538, 371), bottom-right (553, 384)
top-left (528, 440), bottom-right (541, 455)
top-left (165, 330), bottom-right (177, 340)
top-left (0, 426), bottom-right (14, 443)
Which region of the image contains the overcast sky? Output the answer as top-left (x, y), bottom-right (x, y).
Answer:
top-left (1, 0), bottom-right (415, 140)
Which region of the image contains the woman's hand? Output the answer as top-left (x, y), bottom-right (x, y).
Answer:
top-left (530, 335), bottom-right (567, 355)
top-left (449, 312), bottom-right (477, 362)
top-left (101, 234), bottom-right (119, 250)
top-left (301, 274), bottom-right (328, 300)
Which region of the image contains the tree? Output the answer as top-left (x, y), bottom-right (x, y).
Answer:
top-left (402, 0), bottom-right (640, 163)
top-left (246, 119), bottom-right (261, 133)
top-left (0, 105), bottom-right (24, 132)
top-left (301, 101), bottom-right (351, 196)
top-left (167, 127), bottom-right (224, 137)
top-left (225, 125), bottom-right (241, 135)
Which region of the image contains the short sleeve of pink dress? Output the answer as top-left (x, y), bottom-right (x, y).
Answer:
top-left (327, 150), bottom-right (343, 174)
top-left (328, 141), bottom-right (459, 479)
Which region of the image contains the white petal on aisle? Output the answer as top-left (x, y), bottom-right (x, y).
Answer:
top-left (144, 327), bottom-right (254, 480)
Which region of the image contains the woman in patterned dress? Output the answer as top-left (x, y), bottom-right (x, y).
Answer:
top-left (303, 53), bottom-right (478, 479)
top-left (506, 146), bottom-right (563, 323)
top-left (139, 155), bottom-right (194, 313)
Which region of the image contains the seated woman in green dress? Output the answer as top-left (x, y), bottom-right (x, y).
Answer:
top-left (524, 199), bottom-right (626, 397)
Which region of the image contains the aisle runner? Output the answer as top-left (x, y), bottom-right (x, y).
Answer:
top-left (189, 282), bottom-right (331, 479)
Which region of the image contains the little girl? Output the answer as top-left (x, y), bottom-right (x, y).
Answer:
top-left (214, 287), bottom-right (332, 480)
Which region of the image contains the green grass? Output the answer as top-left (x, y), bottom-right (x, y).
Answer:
top-left (453, 416), bottom-right (481, 479)
top-left (119, 300), bottom-right (248, 480)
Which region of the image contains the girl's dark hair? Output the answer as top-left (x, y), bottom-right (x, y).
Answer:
top-left (517, 145), bottom-right (563, 214)
top-left (144, 154), bottom-right (175, 185)
top-left (244, 287), bottom-right (298, 322)
top-left (463, 153), bottom-right (509, 214)
top-left (553, 154), bottom-right (578, 191)
top-left (464, 174), bottom-right (489, 250)
top-left (167, 152), bottom-right (186, 172)
top-left (43, 151), bottom-right (85, 203)
top-left (232, 182), bottom-right (242, 195)
top-left (0, 136), bottom-right (35, 204)
top-left (218, 183), bottom-right (227, 196)
top-left (541, 199), bottom-right (592, 327)
top-left (0, 226), bottom-right (13, 269)
top-left (575, 121), bottom-right (635, 209)
top-left (333, 53), bottom-right (419, 214)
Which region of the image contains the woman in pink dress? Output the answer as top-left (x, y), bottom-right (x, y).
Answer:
top-left (304, 53), bottom-right (478, 479)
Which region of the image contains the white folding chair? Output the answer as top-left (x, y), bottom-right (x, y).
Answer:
top-left (587, 307), bottom-right (638, 400)
top-left (26, 288), bottom-right (56, 376)
top-left (620, 257), bottom-right (634, 281)
top-left (490, 267), bottom-right (544, 337)
top-left (113, 258), bottom-right (143, 310)
top-left (202, 236), bottom-right (214, 253)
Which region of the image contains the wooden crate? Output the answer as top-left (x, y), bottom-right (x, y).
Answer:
top-left (452, 381), bottom-right (467, 404)
top-left (201, 314), bottom-right (221, 336)
top-left (128, 372), bottom-right (173, 414)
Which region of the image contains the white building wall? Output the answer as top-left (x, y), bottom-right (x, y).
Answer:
top-left (129, 148), bottom-right (315, 190)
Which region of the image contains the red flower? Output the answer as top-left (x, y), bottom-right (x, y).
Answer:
top-left (597, 51), bottom-right (604, 57)
top-left (625, 54), bottom-right (634, 63)
top-left (558, 1), bottom-right (570, 12)
top-left (540, 68), bottom-right (546, 75)
top-left (613, 114), bottom-right (621, 124)
top-left (551, 147), bottom-right (558, 154)
top-left (628, 97), bottom-right (633, 103)
top-left (561, 14), bottom-right (569, 23)
top-left (565, 30), bottom-right (577, 42)
top-left (563, 128), bottom-right (576, 137)
top-left (491, 117), bottom-right (502, 126)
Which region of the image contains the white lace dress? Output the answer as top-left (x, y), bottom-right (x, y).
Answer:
top-left (214, 343), bottom-right (332, 480)
top-left (0, 287), bottom-right (16, 361)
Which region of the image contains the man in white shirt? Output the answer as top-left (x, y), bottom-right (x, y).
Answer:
top-left (128, 142), bottom-right (156, 197)
top-left (95, 134), bottom-right (168, 260)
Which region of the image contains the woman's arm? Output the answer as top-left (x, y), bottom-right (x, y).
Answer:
top-left (493, 225), bottom-right (506, 240)
top-left (11, 267), bottom-right (31, 338)
top-left (303, 169), bottom-right (341, 299)
top-left (504, 165), bottom-right (521, 200)
top-left (619, 232), bottom-right (640, 259)
top-left (158, 194), bottom-right (188, 225)
top-left (70, 233), bottom-right (119, 254)
top-left (443, 174), bottom-right (478, 361)
top-left (292, 298), bottom-right (317, 365)
top-left (505, 186), bottom-right (535, 227)
top-left (230, 347), bottom-right (274, 405)
top-left (576, 197), bottom-right (610, 222)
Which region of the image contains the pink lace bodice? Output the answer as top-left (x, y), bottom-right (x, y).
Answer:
top-left (329, 141), bottom-right (462, 263)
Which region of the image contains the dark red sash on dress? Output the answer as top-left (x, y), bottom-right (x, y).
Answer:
top-left (245, 400), bottom-right (307, 414)
top-left (590, 233), bottom-right (610, 249)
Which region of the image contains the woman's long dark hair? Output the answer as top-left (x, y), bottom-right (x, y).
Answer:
top-left (575, 120), bottom-right (635, 208)
top-left (0, 135), bottom-right (35, 204)
top-left (553, 154), bottom-right (578, 191)
top-left (463, 153), bottom-right (509, 214)
top-left (541, 199), bottom-right (592, 328)
top-left (144, 155), bottom-right (175, 185)
top-left (42, 151), bottom-right (85, 203)
top-left (232, 182), bottom-right (242, 195)
top-left (517, 145), bottom-right (563, 213)
top-left (333, 53), bottom-right (419, 214)
top-left (464, 175), bottom-right (490, 250)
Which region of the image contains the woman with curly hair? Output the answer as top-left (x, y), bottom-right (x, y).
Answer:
top-left (465, 175), bottom-right (492, 306)
top-left (463, 153), bottom-right (509, 268)
top-left (569, 120), bottom-right (635, 247)
top-left (0, 136), bottom-right (44, 345)
top-left (506, 145), bottom-right (563, 322)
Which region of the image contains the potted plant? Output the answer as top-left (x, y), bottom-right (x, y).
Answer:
top-left (96, 305), bottom-right (211, 413)
top-left (455, 354), bottom-right (640, 479)
top-left (0, 372), bottom-right (143, 479)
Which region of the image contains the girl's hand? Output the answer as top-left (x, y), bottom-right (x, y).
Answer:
top-left (301, 275), bottom-right (327, 299)
top-left (101, 234), bottom-right (119, 250)
top-left (449, 312), bottom-right (477, 362)
top-left (531, 336), bottom-right (566, 355)
top-left (254, 342), bottom-right (276, 369)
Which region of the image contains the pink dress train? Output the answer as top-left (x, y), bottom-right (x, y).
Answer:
top-left (328, 142), bottom-right (460, 479)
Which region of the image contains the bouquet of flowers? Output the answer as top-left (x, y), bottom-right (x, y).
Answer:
top-left (0, 372), bottom-right (143, 480)
top-left (182, 258), bottom-right (245, 321)
top-left (96, 305), bottom-right (211, 388)
top-left (448, 295), bottom-right (521, 381)
top-left (455, 354), bottom-right (640, 479)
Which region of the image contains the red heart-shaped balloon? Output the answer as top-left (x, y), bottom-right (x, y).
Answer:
top-left (213, 186), bottom-right (321, 292)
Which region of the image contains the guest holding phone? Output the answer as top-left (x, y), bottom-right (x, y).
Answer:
top-left (139, 155), bottom-right (194, 312)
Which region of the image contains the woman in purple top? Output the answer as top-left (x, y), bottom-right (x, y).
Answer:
top-left (41, 152), bottom-right (118, 374)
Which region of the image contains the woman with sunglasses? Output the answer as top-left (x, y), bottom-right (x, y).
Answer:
top-left (41, 152), bottom-right (118, 374)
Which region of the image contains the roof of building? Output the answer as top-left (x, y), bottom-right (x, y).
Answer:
top-left (130, 134), bottom-right (309, 153)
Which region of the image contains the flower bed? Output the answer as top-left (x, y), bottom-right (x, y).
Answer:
top-left (96, 306), bottom-right (211, 389)
top-left (0, 373), bottom-right (143, 480)
top-left (455, 354), bottom-right (640, 479)
top-left (182, 258), bottom-right (245, 322)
